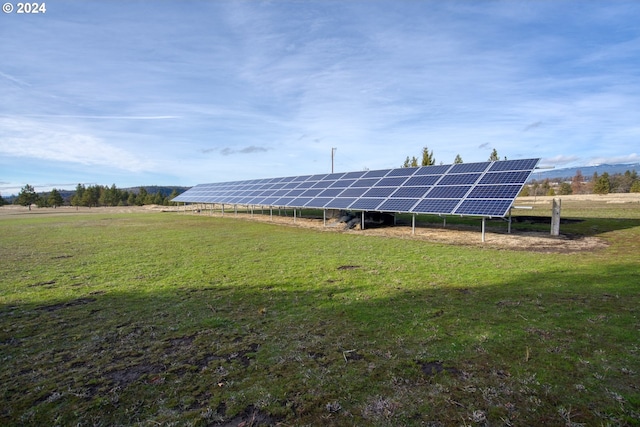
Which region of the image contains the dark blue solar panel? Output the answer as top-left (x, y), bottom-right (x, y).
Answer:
top-left (319, 188), bottom-right (343, 197)
top-left (363, 169), bottom-right (391, 178)
top-left (291, 197), bottom-right (313, 206)
top-left (488, 158), bottom-right (539, 171)
top-left (375, 177), bottom-right (408, 187)
top-left (454, 199), bottom-right (513, 216)
top-left (296, 181), bottom-right (316, 189)
top-left (292, 175), bottom-right (312, 182)
top-left (301, 189), bottom-right (322, 197)
top-left (387, 167), bottom-right (419, 176)
top-left (309, 174), bottom-right (328, 180)
top-left (306, 197), bottom-right (332, 208)
top-left (323, 173), bottom-right (346, 180)
top-left (405, 175), bottom-right (439, 186)
top-left (390, 186), bottom-right (431, 198)
top-left (283, 182), bottom-right (301, 189)
top-left (274, 197), bottom-right (295, 206)
top-left (412, 199), bottom-right (460, 214)
top-left (351, 178), bottom-right (380, 187)
top-left (414, 164), bottom-right (451, 175)
top-left (378, 199), bottom-right (418, 212)
top-left (479, 171), bottom-right (531, 184)
top-left (438, 174), bottom-right (481, 185)
top-left (425, 186), bottom-right (471, 199)
top-left (350, 198), bottom-right (385, 210)
top-left (340, 187), bottom-right (368, 197)
top-left (312, 180), bottom-right (333, 188)
top-left (363, 187), bottom-right (396, 197)
top-left (468, 185), bottom-right (522, 199)
top-left (329, 179), bottom-right (356, 188)
top-left (286, 189), bottom-right (305, 197)
top-left (449, 162), bottom-right (490, 173)
top-left (324, 198), bottom-right (357, 209)
top-left (256, 197), bottom-right (279, 205)
top-left (342, 171), bottom-right (367, 179)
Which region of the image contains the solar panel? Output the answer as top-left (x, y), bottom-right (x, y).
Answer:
top-left (173, 158), bottom-right (540, 217)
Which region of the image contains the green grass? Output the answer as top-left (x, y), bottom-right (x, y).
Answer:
top-left (1, 208), bottom-right (639, 426)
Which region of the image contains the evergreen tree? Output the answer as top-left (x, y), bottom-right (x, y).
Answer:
top-left (15, 184), bottom-right (37, 210)
top-left (35, 194), bottom-right (49, 208)
top-left (48, 188), bottom-right (64, 208)
top-left (0, 192), bottom-right (6, 206)
top-left (489, 149), bottom-right (499, 161)
top-left (454, 154), bottom-right (463, 164)
top-left (402, 156), bottom-right (411, 168)
top-left (168, 189), bottom-right (180, 205)
top-left (71, 184), bottom-right (85, 207)
top-left (421, 146), bottom-right (435, 166)
top-left (82, 185), bottom-right (99, 207)
top-left (558, 182), bottom-right (572, 195)
top-left (593, 172), bottom-right (610, 195)
top-left (137, 187), bottom-right (148, 206)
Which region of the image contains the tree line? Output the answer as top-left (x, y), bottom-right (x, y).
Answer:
top-left (525, 170), bottom-right (640, 196)
top-left (4, 184), bottom-right (184, 209)
top-left (402, 147), bottom-right (502, 167)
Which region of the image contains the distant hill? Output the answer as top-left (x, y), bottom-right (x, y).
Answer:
top-left (530, 163), bottom-right (640, 182)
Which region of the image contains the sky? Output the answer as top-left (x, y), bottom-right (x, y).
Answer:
top-left (1, 0), bottom-right (639, 196)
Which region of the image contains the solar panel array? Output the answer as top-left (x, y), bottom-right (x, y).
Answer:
top-left (173, 158), bottom-right (540, 217)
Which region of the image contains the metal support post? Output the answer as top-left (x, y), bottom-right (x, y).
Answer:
top-left (481, 217), bottom-right (486, 243)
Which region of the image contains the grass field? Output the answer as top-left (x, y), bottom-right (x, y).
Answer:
top-left (1, 198), bottom-right (639, 426)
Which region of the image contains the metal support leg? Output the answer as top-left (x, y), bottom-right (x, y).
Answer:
top-left (481, 217), bottom-right (486, 243)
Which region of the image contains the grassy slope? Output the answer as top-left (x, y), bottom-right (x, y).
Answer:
top-left (0, 208), bottom-right (639, 426)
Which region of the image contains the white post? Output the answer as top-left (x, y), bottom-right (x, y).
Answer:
top-left (481, 217), bottom-right (486, 243)
top-left (551, 198), bottom-right (561, 236)
top-left (412, 213), bottom-right (416, 235)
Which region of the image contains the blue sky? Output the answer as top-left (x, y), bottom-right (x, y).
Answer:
top-left (1, 0), bottom-right (639, 196)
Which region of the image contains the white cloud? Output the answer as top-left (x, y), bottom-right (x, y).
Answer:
top-left (588, 153), bottom-right (640, 166)
top-left (0, 117), bottom-right (151, 171)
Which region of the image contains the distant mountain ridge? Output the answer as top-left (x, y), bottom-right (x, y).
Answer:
top-left (530, 163), bottom-right (640, 181)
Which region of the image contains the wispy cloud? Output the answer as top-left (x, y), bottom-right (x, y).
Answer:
top-left (0, 117), bottom-right (152, 172)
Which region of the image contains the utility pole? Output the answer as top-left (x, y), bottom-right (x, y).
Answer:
top-left (331, 147), bottom-right (337, 173)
